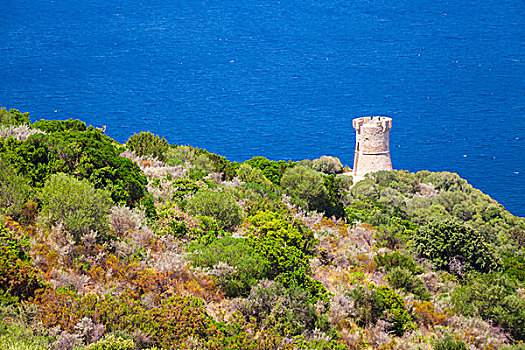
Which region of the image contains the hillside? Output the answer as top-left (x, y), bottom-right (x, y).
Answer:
top-left (1, 107), bottom-right (524, 350)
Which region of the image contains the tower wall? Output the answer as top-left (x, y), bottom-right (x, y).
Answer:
top-left (353, 116), bottom-right (392, 177)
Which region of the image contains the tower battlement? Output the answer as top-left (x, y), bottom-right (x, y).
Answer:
top-left (353, 116), bottom-right (392, 134)
top-left (353, 116), bottom-right (393, 177)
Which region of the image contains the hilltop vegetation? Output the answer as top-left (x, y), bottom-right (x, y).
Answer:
top-left (1, 107), bottom-right (524, 350)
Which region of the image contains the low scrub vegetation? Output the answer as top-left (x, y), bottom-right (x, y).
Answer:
top-left (0, 107), bottom-right (523, 349)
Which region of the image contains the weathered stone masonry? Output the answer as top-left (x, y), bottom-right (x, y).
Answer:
top-left (353, 116), bottom-right (393, 177)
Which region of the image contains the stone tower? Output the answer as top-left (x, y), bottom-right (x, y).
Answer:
top-left (353, 116), bottom-right (392, 177)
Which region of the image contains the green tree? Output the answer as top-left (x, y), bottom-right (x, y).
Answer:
top-left (373, 285), bottom-right (416, 336)
top-left (186, 189), bottom-right (244, 231)
top-left (311, 155), bottom-right (344, 174)
top-left (280, 166), bottom-right (327, 212)
top-left (40, 173), bottom-right (114, 240)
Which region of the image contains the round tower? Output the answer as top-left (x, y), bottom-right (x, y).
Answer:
top-left (353, 116), bottom-right (392, 177)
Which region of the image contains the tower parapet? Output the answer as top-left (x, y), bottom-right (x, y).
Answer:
top-left (353, 116), bottom-right (393, 177)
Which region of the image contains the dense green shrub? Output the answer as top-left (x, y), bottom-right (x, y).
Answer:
top-left (372, 170), bottom-right (420, 195)
top-left (236, 163), bottom-right (273, 187)
top-left (452, 272), bottom-right (525, 340)
top-left (32, 118), bottom-right (87, 133)
top-left (503, 253), bottom-right (525, 282)
top-left (0, 223), bottom-right (43, 302)
top-left (244, 156), bottom-right (291, 185)
top-left (247, 211), bottom-right (316, 258)
top-left (0, 108), bottom-right (30, 126)
top-left (0, 130), bottom-right (147, 206)
top-left (166, 145), bottom-right (197, 165)
top-left (238, 182), bottom-right (280, 202)
top-left (321, 174), bottom-right (349, 218)
top-left (0, 321), bottom-right (50, 350)
top-left (170, 178), bottom-right (201, 201)
top-left (350, 178), bottom-right (380, 200)
top-left (126, 131), bottom-right (169, 161)
top-left (280, 165), bottom-right (327, 211)
top-left (245, 212), bottom-right (326, 302)
top-left (189, 236), bottom-right (268, 297)
top-left (0, 160), bottom-right (31, 219)
top-left (433, 334), bottom-right (467, 350)
top-left (373, 285), bottom-right (416, 336)
top-left (385, 267), bottom-right (431, 301)
top-left (186, 189), bottom-right (244, 231)
top-left (291, 337), bottom-right (347, 350)
top-left (413, 220), bottom-right (501, 274)
top-left (310, 155), bottom-right (344, 175)
top-left (40, 173), bottom-right (114, 240)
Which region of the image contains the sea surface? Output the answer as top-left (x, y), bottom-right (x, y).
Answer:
top-left (1, 0), bottom-right (524, 216)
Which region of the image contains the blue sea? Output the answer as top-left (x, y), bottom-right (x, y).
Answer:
top-left (1, 0), bottom-right (524, 216)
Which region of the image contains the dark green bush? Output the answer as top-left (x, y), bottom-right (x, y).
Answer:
top-left (189, 236), bottom-right (268, 297)
top-left (452, 272), bottom-right (525, 341)
top-left (350, 178), bottom-right (380, 200)
top-left (245, 212), bottom-right (327, 303)
top-left (416, 170), bottom-right (469, 192)
top-left (186, 189), bottom-right (244, 231)
top-left (170, 178), bottom-right (201, 202)
top-left (413, 220), bottom-right (501, 274)
top-left (40, 173), bottom-right (114, 240)
top-left (126, 131), bottom-right (169, 161)
top-left (373, 285), bottom-right (416, 336)
top-left (347, 285), bottom-right (416, 336)
top-left (0, 130), bottom-right (147, 206)
top-left (32, 118), bottom-right (87, 133)
top-left (244, 156), bottom-right (291, 185)
top-left (372, 170), bottom-right (420, 195)
top-left (373, 217), bottom-right (417, 249)
top-left (321, 174), bottom-right (349, 218)
top-left (503, 253), bottom-right (525, 282)
top-left (236, 163), bottom-right (273, 187)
